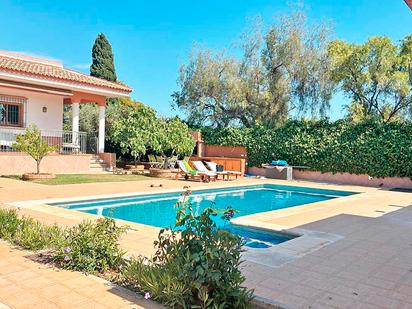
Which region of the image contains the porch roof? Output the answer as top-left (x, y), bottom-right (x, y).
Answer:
top-left (0, 51), bottom-right (132, 97)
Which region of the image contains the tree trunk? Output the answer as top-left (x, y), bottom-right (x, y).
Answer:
top-left (36, 160), bottom-right (41, 174)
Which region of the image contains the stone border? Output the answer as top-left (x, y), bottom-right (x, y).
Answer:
top-left (232, 219), bottom-right (343, 268)
top-left (22, 173), bottom-right (56, 180)
top-left (10, 181), bottom-right (363, 208)
top-left (251, 295), bottom-right (293, 309)
top-left (248, 166), bottom-right (412, 189)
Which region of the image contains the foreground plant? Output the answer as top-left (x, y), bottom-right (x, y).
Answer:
top-left (121, 190), bottom-right (253, 308)
top-left (0, 208), bottom-right (126, 274)
top-left (13, 125), bottom-right (58, 174)
top-left (0, 208), bottom-right (61, 250)
top-left (53, 217), bottom-right (126, 273)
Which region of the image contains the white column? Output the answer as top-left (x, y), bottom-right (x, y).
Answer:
top-left (72, 102), bottom-right (80, 145)
top-left (72, 102), bottom-right (80, 133)
top-left (98, 105), bottom-right (106, 153)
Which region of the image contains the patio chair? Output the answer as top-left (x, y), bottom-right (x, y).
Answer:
top-left (191, 161), bottom-right (220, 181)
top-left (156, 155), bottom-right (166, 169)
top-left (205, 161), bottom-right (242, 180)
top-left (166, 155), bottom-right (178, 169)
top-left (148, 154), bottom-right (161, 168)
top-left (173, 161), bottom-right (215, 182)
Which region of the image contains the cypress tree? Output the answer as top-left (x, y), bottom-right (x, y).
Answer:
top-left (90, 33), bottom-right (117, 82)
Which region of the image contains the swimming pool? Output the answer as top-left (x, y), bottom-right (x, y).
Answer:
top-left (50, 184), bottom-right (356, 246)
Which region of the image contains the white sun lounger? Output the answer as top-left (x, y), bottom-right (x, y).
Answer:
top-left (191, 161), bottom-right (218, 180)
top-left (205, 161), bottom-right (242, 180)
top-left (172, 161), bottom-right (216, 182)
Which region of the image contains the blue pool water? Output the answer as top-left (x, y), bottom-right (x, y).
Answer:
top-left (51, 184), bottom-right (355, 247)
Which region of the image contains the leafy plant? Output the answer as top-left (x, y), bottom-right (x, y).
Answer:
top-left (0, 209), bottom-right (126, 274)
top-left (112, 103), bottom-right (160, 165)
top-left (328, 35), bottom-right (412, 122)
top-left (122, 256), bottom-right (190, 307)
top-left (201, 119), bottom-right (412, 178)
top-left (13, 125), bottom-right (58, 174)
top-left (112, 104), bottom-right (195, 166)
top-left (53, 217), bottom-right (126, 273)
top-left (173, 6), bottom-right (333, 128)
top-left (158, 117), bottom-right (196, 157)
top-left (0, 208), bottom-right (61, 250)
top-left (121, 190), bottom-right (253, 308)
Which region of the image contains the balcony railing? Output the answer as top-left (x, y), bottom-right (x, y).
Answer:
top-left (0, 127), bottom-right (88, 154)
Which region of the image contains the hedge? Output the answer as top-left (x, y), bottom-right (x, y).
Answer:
top-left (200, 119), bottom-right (412, 178)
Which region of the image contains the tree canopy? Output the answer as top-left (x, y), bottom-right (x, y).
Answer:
top-left (14, 126), bottom-right (58, 174)
top-left (111, 104), bottom-right (158, 164)
top-left (111, 104), bottom-right (195, 164)
top-left (172, 10), bottom-right (333, 128)
top-left (328, 36), bottom-right (412, 122)
top-left (159, 117), bottom-right (196, 156)
top-left (90, 33), bottom-right (117, 82)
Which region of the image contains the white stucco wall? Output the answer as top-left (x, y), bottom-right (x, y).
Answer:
top-left (0, 86), bottom-right (63, 131)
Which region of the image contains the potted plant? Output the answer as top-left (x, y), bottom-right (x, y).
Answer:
top-left (13, 125), bottom-right (58, 180)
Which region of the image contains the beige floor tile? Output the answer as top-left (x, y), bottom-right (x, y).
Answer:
top-left (53, 290), bottom-right (92, 307)
top-left (1, 177), bottom-right (412, 308)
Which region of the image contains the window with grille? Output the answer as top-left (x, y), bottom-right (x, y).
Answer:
top-left (0, 95), bottom-right (25, 127)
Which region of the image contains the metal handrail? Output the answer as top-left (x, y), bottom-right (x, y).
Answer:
top-left (0, 127), bottom-right (87, 154)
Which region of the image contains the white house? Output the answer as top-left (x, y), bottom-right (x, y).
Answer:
top-left (0, 50), bottom-right (132, 174)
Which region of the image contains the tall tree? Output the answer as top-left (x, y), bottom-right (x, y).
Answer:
top-left (90, 33), bottom-right (117, 82)
top-left (262, 10), bottom-right (333, 119)
top-left (172, 9), bottom-right (333, 128)
top-left (111, 104), bottom-right (160, 165)
top-left (328, 36), bottom-right (412, 122)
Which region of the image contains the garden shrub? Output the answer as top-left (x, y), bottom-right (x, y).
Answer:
top-left (122, 257), bottom-right (190, 307)
top-left (121, 190), bottom-right (253, 308)
top-left (0, 208), bottom-right (61, 250)
top-left (201, 119), bottom-right (412, 178)
top-left (0, 209), bottom-right (126, 274)
top-left (53, 217), bottom-right (126, 273)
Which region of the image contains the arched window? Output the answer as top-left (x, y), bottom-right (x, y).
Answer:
top-left (0, 95), bottom-right (26, 127)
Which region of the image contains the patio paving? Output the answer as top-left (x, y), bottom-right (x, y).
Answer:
top-left (0, 241), bottom-right (164, 309)
top-left (1, 176), bottom-right (412, 308)
top-left (242, 207), bottom-right (412, 308)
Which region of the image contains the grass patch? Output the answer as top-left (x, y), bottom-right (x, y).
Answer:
top-left (2, 174), bottom-right (150, 185)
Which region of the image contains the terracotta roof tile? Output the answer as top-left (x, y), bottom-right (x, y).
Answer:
top-left (0, 53), bottom-right (132, 93)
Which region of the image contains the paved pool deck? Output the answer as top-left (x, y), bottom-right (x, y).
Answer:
top-left (0, 176), bottom-right (412, 308)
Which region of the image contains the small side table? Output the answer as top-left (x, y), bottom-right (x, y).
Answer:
top-left (262, 164), bottom-right (293, 180)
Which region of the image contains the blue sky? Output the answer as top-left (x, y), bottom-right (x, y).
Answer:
top-left (1, 0), bottom-right (411, 120)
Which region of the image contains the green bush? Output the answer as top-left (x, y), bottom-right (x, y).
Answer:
top-left (53, 217), bottom-right (126, 273)
top-left (121, 190), bottom-right (253, 308)
top-left (0, 209), bottom-right (126, 274)
top-left (201, 119), bottom-right (412, 178)
top-left (0, 209), bottom-right (61, 250)
top-left (122, 257), bottom-right (190, 307)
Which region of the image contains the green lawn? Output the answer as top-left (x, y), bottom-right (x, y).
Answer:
top-left (4, 174), bottom-right (150, 185)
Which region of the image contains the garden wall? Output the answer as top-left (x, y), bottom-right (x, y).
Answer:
top-left (0, 153), bottom-right (92, 175)
top-left (293, 169), bottom-right (412, 188)
top-left (98, 152), bottom-right (116, 170)
top-left (203, 145), bottom-right (247, 158)
top-left (247, 166), bottom-right (412, 189)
